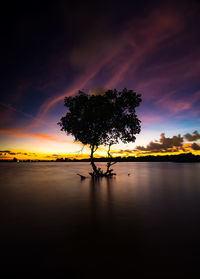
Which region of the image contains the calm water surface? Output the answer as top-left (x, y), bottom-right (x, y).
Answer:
top-left (0, 162), bottom-right (200, 276)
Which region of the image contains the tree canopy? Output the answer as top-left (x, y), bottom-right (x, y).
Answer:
top-left (58, 88), bottom-right (142, 177)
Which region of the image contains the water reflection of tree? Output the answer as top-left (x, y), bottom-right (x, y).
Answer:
top-left (88, 177), bottom-right (142, 270)
top-left (89, 177), bottom-right (115, 229)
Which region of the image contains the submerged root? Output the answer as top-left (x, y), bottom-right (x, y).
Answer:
top-left (89, 167), bottom-right (116, 178)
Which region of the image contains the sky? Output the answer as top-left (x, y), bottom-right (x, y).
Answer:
top-left (0, 0), bottom-right (200, 160)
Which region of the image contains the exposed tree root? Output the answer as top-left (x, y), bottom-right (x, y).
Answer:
top-left (77, 174), bottom-right (87, 180)
top-left (89, 167), bottom-right (116, 178)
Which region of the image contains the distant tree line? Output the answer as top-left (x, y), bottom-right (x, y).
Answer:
top-left (55, 153), bottom-right (200, 163)
top-left (1, 153), bottom-right (200, 163)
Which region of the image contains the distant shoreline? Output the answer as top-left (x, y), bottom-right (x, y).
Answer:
top-left (1, 153), bottom-right (200, 163)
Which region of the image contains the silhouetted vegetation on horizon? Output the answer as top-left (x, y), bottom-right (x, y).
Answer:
top-left (1, 153), bottom-right (200, 163)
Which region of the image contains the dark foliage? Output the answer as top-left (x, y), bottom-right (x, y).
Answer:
top-left (58, 88), bottom-right (142, 176)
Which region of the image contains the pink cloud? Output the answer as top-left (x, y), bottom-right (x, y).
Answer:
top-left (24, 4), bottom-right (200, 131)
top-left (157, 90), bottom-right (200, 114)
top-left (38, 8), bottom-right (183, 109)
top-left (27, 49), bottom-right (122, 130)
top-left (139, 114), bottom-right (164, 125)
top-left (105, 8), bottom-right (184, 89)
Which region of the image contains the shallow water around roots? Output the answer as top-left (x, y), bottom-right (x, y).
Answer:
top-left (0, 162), bottom-right (200, 276)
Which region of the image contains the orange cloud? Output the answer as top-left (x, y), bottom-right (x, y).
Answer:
top-left (0, 129), bottom-right (76, 144)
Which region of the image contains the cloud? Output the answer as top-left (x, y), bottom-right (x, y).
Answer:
top-left (134, 131), bottom-right (200, 154)
top-left (0, 150), bottom-right (18, 156)
top-left (27, 4), bottom-right (192, 130)
top-left (117, 149), bottom-right (135, 154)
top-left (156, 89), bottom-right (200, 115)
top-left (0, 129), bottom-right (77, 144)
top-left (0, 102), bottom-right (52, 129)
top-left (136, 132), bottom-right (183, 152)
top-left (105, 7), bottom-right (184, 89)
top-left (0, 150), bottom-right (28, 156)
top-left (191, 143), bottom-right (200, 150)
top-left (139, 113), bottom-right (163, 125)
top-left (2, 0), bottom-right (200, 148)
top-left (33, 48), bottom-right (120, 119)
top-left (184, 130), bottom-right (200, 141)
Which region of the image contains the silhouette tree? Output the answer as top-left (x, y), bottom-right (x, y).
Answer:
top-left (58, 88), bottom-right (142, 177)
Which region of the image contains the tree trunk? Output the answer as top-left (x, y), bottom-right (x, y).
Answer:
top-left (90, 145), bottom-right (98, 174)
top-left (89, 144), bottom-right (116, 177)
top-left (105, 143), bottom-right (116, 175)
